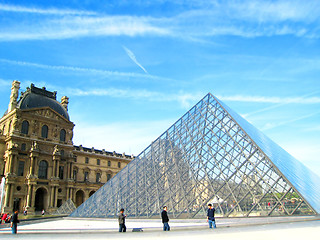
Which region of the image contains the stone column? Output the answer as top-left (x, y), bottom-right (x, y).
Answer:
top-left (66, 187), bottom-right (70, 200)
top-left (29, 142), bottom-right (39, 177)
top-left (30, 186), bottom-right (36, 210)
top-left (52, 146), bottom-right (61, 179)
top-left (52, 160), bottom-right (57, 178)
top-left (26, 184), bottom-right (32, 207)
top-left (54, 187), bottom-right (58, 207)
top-left (69, 162), bottom-right (73, 179)
top-left (8, 155), bottom-right (14, 174)
top-left (50, 186), bottom-right (55, 208)
top-left (11, 153), bottom-right (18, 175)
top-left (4, 184), bottom-right (11, 208)
top-left (70, 188), bottom-right (74, 202)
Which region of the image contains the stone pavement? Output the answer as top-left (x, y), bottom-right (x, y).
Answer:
top-left (0, 215), bottom-right (319, 239)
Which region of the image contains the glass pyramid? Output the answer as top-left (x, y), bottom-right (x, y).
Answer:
top-left (70, 93), bottom-right (320, 218)
top-left (53, 199), bottom-right (76, 216)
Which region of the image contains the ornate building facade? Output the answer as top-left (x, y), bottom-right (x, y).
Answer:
top-left (0, 81), bottom-right (133, 214)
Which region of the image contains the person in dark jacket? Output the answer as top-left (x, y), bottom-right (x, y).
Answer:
top-left (118, 208), bottom-right (127, 232)
top-left (10, 210), bottom-right (19, 234)
top-left (207, 204), bottom-right (216, 229)
top-left (161, 206), bottom-right (170, 231)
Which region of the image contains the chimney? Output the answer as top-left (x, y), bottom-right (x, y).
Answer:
top-left (61, 96), bottom-right (69, 111)
top-left (8, 80), bottom-right (20, 112)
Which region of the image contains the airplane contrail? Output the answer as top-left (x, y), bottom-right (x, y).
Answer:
top-left (122, 46), bottom-right (148, 74)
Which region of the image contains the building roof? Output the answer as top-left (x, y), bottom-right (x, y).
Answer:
top-left (17, 84), bottom-right (70, 120)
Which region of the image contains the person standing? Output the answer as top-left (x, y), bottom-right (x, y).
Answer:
top-left (1, 212), bottom-right (7, 224)
top-left (118, 208), bottom-right (127, 232)
top-left (10, 210), bottom-right (19, 234)
top-left (161, 206), bottom-right (170, 231)
top-left (207, 204), bottom-right (216, 229)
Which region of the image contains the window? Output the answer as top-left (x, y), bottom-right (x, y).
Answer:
top-left (118, 162), bottom-right (121, 168)
top-left (85, 157), bottom-right (89, 164)
top-left (21, 143), bottom-right (26, 151)
top-left (73, 170), bottom-right (77, 180)
top-left (97, 159), bottom-right (100, 165)
top-left (8, 121), bottom-right (12, 133)
top-left (38, 160), bottom-right (48, 179)
top-left (41, 125), bottom-right (48, 138)
top-left (17, 161), bottom-right (25, 176)
top-left (107, 174), bottom-right (111, 181)
top-left (60, 129), bottom-right (66, 142)
top-left (59, 166), bottom-right (64, 180)
top-left (96, 173), bottom-right (101, 183)
top-left (60, 150), bottom-right (65, 158)
top-left (21, 120), bottom-right (29, 135)
top-left (57, 199), bottom-right (62, 208)
top-left (108, 161), bottom-right (111, 167)
top-left (84, 171), bottom-right (89, 182)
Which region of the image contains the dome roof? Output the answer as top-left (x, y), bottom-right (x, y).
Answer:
top-left (17, 84), bottom-right (70, 120)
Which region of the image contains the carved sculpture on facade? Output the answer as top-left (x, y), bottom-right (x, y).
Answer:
top-left (53, 125), bottom-right (58, 139)
top-left (53, 145), bottom-right (60, 155)
top-left (32, 120), bottom-right (39, 135)
top-left (31, 141), bottom-right (38, 151)
top-left (12, 115), bottom-right (20, 132)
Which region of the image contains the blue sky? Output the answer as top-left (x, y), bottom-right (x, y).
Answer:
top-left (0, 1), bottom-right (319, 175)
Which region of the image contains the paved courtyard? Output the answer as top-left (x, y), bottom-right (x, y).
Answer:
top-left (0, 216), bottom-right (319, 239)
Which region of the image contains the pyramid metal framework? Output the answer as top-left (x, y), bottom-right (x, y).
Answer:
top-left (70, 93), bottom-right (320, 218)
top-left (53, 199), bottom-right (76, 216)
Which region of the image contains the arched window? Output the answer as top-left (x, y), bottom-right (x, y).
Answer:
top-left (60, 129), bottom-right (66, 142)
top-left (41, 125), bottom-right (48, 138)
top-left (21, 120), bottom-right (29, 135)
top-left (38, 160), bottom-right (48, 179)
top-left (8, 121), bottom-right (12, 133)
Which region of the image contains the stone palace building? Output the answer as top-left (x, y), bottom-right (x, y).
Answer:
top-left (0, 81), bottom-right (133, 214)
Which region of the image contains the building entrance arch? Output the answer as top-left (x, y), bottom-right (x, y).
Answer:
top-left (75, 190), bottom-right (85, 207)
top-left (89, 191), bottom-right (95, 197)
top-left (34, 187), bottom-right (48, 212)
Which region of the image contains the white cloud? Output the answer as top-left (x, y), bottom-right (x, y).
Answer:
top-left (69, 87), bottom-right (320, 109)
top-left (73, 119), bottom-right (174, 156)
top-left (217, 95), bottom-right (320, 104)
top-left (0, 58), bottom-right (172, 82)
top-left (0, 15), bottom-right (170, 41)
top-left (0, 3), bottom-right (96, 15)
top-left (1, 1), bottom-right (320, 42)
top-left (68, 87), bottom-right (202, 108)
top-left (261, 111), bottom-right (320, 131)
top-left (122, 46), bottom-right (148, 74)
